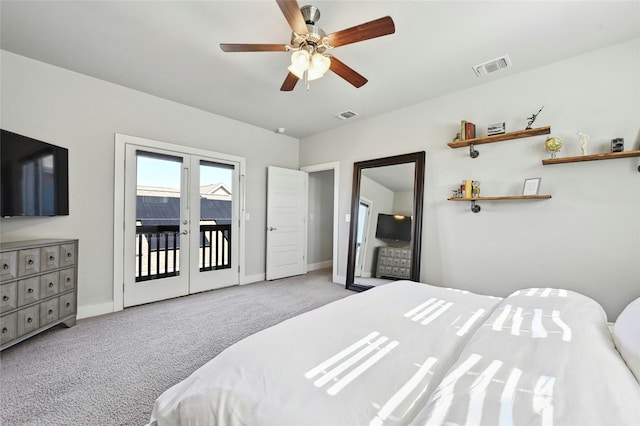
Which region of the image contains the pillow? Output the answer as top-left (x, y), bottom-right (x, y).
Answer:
top-left (614, 297), bottom-right (640, 383)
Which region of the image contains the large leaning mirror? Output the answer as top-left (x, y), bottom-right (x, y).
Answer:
top-left (346, 151), bottom-right (425, 291)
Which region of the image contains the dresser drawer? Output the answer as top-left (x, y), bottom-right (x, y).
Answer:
top-left (59, 293), bottom-right (76, 318)
top-left (17, 277), bottom-right (40, 307)
top-left (1, 282), bottom-right (17, 313)
top-left (60, 244), bottom-right (75, 267)
top-left (18, 248), bottom-right (41, 277)
top-left (39, 272), bottom-right (59, 299)
top-left (59, 268), bottom-right (75, 292)
top-left (0, 251), bottom-right (18, 282)
top-left (17, 305), bottom-right (40, 336)
top-left (0, 313), bottom-right (17, 345)
top-left (39, 298), bottom-right (59, 326)
top-left (40, 245), bottom-right (60, 272)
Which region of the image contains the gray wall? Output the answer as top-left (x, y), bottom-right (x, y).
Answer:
top-left (307, 170), bottom-right (334, 269)
top-left (0, 50), bottom-right (299, 317)
top-left (300, 38), bottom-right (640, 321)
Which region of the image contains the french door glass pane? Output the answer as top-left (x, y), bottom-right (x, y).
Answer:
top-left (198, 160), bottom-right (233, 272)
top-left (135, 152), bottom-right (183, 282)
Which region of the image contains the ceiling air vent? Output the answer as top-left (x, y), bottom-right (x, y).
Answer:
top-left (334, 110), bottom-right (358, 120)
top-left (473, 55), bottom-right (512, 77)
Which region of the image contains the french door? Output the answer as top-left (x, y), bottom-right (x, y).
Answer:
top-left (122, 143), bottom-right (240, 307)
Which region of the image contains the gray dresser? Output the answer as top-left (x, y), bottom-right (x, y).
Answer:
top-left (0, 238), bottom-right (78, 351)
top-left (376, 246), bottom-right (411, 279)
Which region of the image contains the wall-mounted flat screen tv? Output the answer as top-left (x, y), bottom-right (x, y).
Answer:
top-left (1, 130), bottom-right (69, 217)
top-left (375, 213), bottom-right (411, 242)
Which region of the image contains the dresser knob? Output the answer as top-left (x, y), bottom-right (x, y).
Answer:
top-left (28, 288), bottom-right (34, 294)
top-left (66, 277), bottom-right (71, 282)
top-left (48, 309), bottom-right (54, 315)
top-left (2, 327), bottom-right (7, 333)
top-left (27, 317), bottom-right (33, 323)
top-left (67, 253), bottom-right (72, 258)
top-left (66, 302), bottom-right (71, 308)
top-left (49, 255), bottom-right (55, 261)
top-left (2, 264), bottom-right (8, 270)
top-left (49, 282), bottom-right (54, 288)
top-left (2, 295), bottom-right (8, 301)
top-left (28, 259), bottom-right (34, 265)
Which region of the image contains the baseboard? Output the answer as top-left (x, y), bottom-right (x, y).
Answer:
top-left (307, 260), bottom-right (332, 271)
top-left (77, 301), bottom-right (114, 319)
top-left (242, 273), bottom-right (266, 285)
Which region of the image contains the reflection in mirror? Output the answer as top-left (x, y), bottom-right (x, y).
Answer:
top-left (354, 164), bottom-right (415, 286)
top-left (346, 152), bottom-right (425, 292)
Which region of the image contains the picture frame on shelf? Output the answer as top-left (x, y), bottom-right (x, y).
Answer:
top-left (522, 177), bottom-right (541, 196)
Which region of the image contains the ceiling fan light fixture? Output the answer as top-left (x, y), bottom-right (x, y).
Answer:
top-left (312, 53), bottom-right (330, 74)
top-left (290, 49), bottom-right (310, 68)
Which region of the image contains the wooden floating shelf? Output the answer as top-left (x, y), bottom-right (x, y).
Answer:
top-left (448, 195), bottom-right (552, 201)
top-left (447, 195), bottom-right (551, 213)
top-left (448, 126), bottom-right (551, 149)
top-left (542, 150), bottom-right (640, 165)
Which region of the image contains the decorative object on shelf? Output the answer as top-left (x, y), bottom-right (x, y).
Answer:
top-left (525, 106), bottom-right (544, 130)
top-left (522, 177), bottom-right (541, 196)
top-left (487, 122), bottom-right (506, 136)
top-left (452, 133), bottom-right (461, 142)
top-left (577, 131), bottom-right (589, 155)
top-left (451, 188), bottom-right (462, 198)
top-left (472, 181), bottom-right (481, 198)
top-left (545, 136), bottom-right (563, 159)
top-left (611, 138), bottom-right (624, 153)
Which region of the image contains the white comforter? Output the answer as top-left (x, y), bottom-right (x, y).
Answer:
top-left (149, 282), bottom-right (640, 426)
top-left (410, 288), bottom-right (640, 426)
top-left (149, 281), bottom-right (501, 425)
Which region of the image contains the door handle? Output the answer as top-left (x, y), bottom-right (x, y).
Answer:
top-left (181, 230), bottom-right (188, 235)
top-left (268, 227), bottom-right (277, 231)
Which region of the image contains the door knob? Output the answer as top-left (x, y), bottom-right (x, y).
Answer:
top-left (268, 227), bottom-right (277, 231)
top-left (181, 230), bottom-right (188, 235)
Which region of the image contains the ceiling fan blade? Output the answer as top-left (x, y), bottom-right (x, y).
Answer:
top-left (220, 43), bottom-right (288, 52)
top-left (276, 0), bottom-right (308, 35)
top-left (329, 56), bottom-right (368, 88)
top-left (327, 16), bottom-right (395, 48)
top-left (280, 72), bottom-right (299, 91)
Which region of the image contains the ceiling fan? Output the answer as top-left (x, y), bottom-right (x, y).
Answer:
top-left (220, 0), bottom-right (395, 91)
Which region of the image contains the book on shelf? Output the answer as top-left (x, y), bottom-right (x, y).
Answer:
top-left (460, 120), bottom-right (476, 140)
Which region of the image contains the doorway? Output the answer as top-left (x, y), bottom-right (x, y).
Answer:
top-left (113, 134), bottom-right (246, 310)
top-left (301, 162), bottom-right (340, 284)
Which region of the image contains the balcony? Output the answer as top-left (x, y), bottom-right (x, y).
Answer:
top-left (135, 224), bottom-right (231, 282)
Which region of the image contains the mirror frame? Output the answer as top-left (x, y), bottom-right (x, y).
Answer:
top-left (346, 151), bottom-right (425, 291)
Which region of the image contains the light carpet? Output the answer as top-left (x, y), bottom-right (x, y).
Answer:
top-left (0, 268), bottom-right (352, 425)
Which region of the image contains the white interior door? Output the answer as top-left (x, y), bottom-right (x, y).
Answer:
top-left (123, 146), bottom-right (240, 307)
top-left (266, 166), bottom-right (307, 280)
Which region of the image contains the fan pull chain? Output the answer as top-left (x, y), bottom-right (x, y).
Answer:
top-left (304, 70), bottom-right (311, 91)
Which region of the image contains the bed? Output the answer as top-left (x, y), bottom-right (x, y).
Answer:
top-left (148, 281), bottom-right (640, 426)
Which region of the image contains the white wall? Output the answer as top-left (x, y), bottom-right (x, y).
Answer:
top-left (0, 51), bottom-right (299, 317)
top-left (300, 38), bottom-right (640, 321)
top-left (307, 169), bottom-right (333, 269)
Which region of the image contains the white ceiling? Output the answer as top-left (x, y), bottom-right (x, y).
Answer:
top-left (1, 1), bottom-right (638, 139)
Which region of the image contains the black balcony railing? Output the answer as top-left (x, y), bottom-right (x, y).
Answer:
top-left (135, 224), bottom-right (231, 282)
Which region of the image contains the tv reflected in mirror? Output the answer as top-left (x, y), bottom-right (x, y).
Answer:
top-left (1, 129), bottom-right (69, 217)
top-left (375, 213), bottom-right (412, 242)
